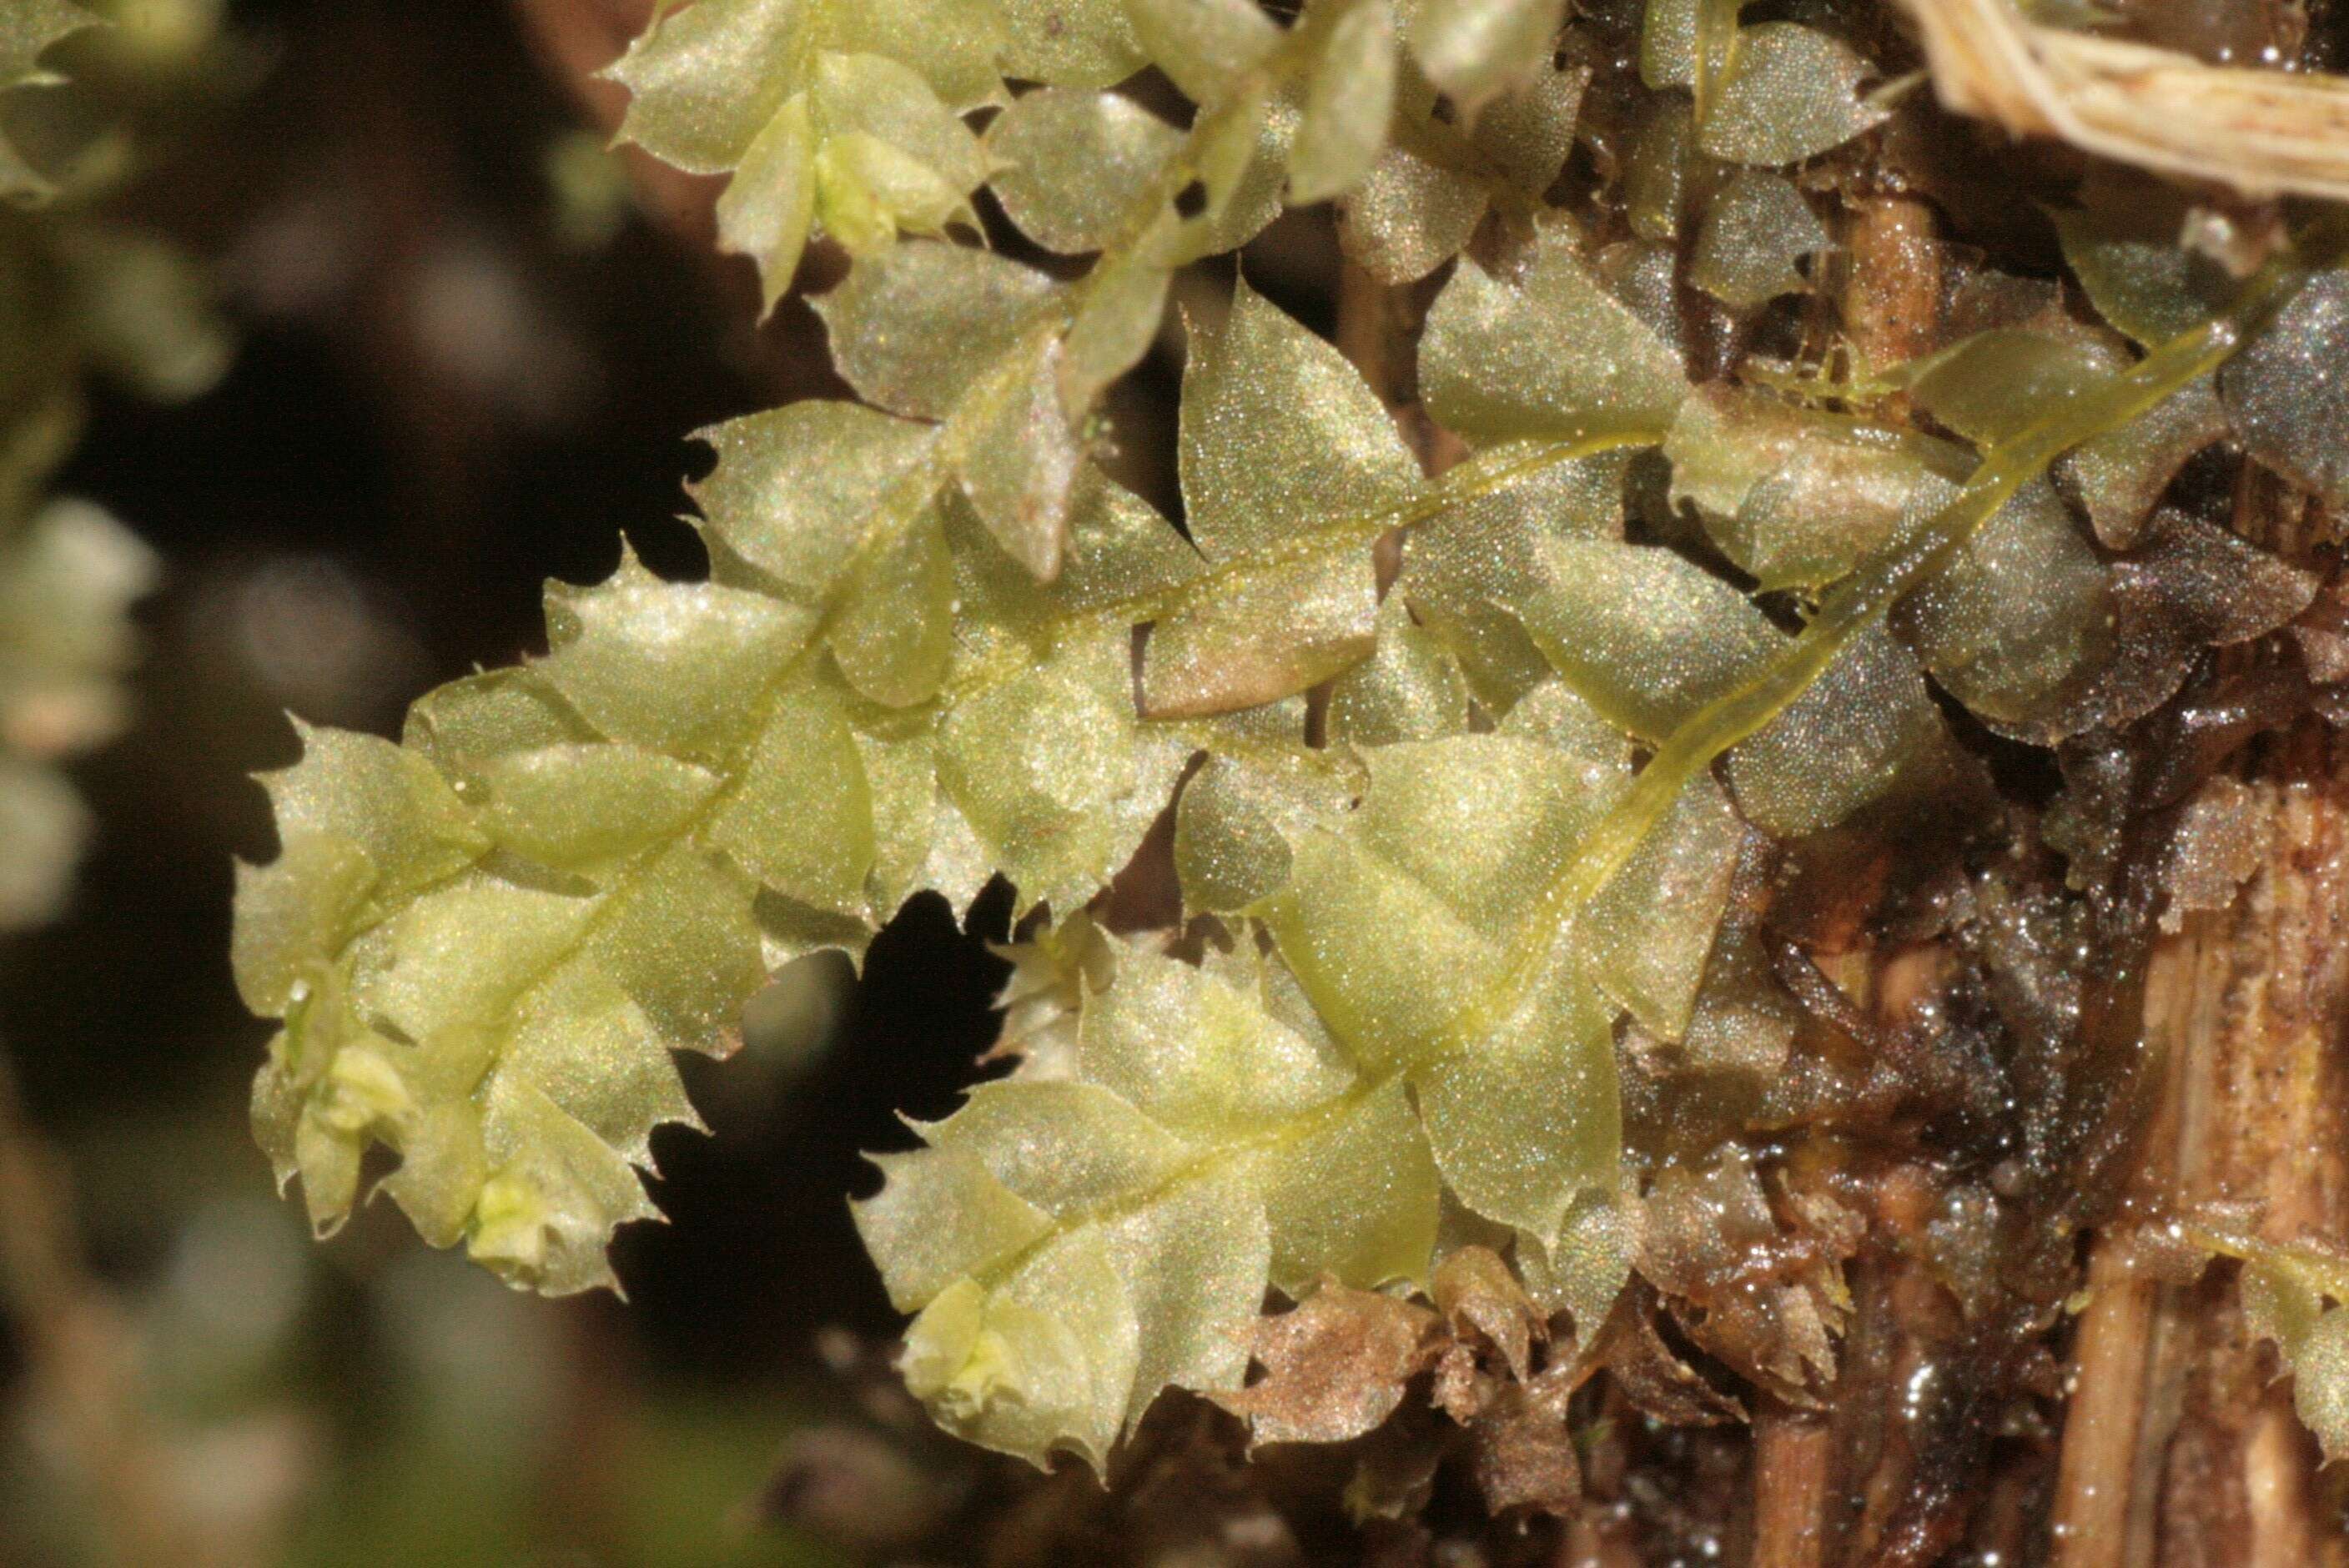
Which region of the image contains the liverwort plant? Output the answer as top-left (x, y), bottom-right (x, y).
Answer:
top-left (232, 0), bottom-right (2349, 1486)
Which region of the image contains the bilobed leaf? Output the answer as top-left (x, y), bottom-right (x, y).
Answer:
top-left (1689, 168), bottom-right (1826, 309)
top-left (2058, 374), bottom-right (2229, 549)
top-left (1697, 23), bottom-right (1886, 166)
top-left (1894, 478), bottom-right (2118, 728)
top-left (1662, 385), bottom-right (1964, 591)
top-left (1328, 595), bottom-right (1471, 747)
top-left (1141, 278), bottom-right (1420, 716)
top-left (2052, 175), bottom-right (2232, 348)
top-left (1575, 773), bottom-right (1739, 1041)
top-left (1901, 328), bottom-right (2130, 450)
top-left (1725, 622), bottom-right (1958, 840)
top-left (1401, 447), bottom-right (1632, 711)
top-left (2221, 264), bottom-right (2349, 510)
top-left (1337, 58), bottom-right (1588, 283)
top-left (1512, 537), bottom-right (1782, 743)
top-left (1421, 229), bottom-right (1688, 447)
top-left (1172, 699), bottom-right (1354, 916)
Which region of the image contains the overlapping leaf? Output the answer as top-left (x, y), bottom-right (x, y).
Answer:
top-left (855, 933), bottom-right (1441, 1465)
top-left (233, 0), bottom-right (2349, 1486)
top-left (237, 446), bottom-right (1208, 1294)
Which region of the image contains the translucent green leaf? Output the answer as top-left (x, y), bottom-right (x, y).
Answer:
top-left (898, 1232), bottom-right (1138, 1467)
top-left (1416, 943), bottom-right (1617, 1246)
top-left (1697, 23), bottom-right (1885, 166)
top-left (707, 676), bottom-right (875, 912)
top-left (1401, 446), bottom-right (1631, 710)
top-left (1141, 279), bottom-right (1418, 715)
top-left (997, 0), bottom-right (1147, 86)
top-left (814, 243), bottom-right (1064, 422)
top-left (1335, 59), bottom-right (1585, 283)
top-left (1689, 168), bottom-right (1825, 309)
top-left (2058, 374), bottom-right (2229, 550)
top-left (1263, 735), bottom-right (1622, 1073)
top-left (807, 52), bottom-right (991, 256)
top-left (858, 928), bottom-right (1441, 1466)
top-left (1903, 329), bottom-right (2129, 450)
top-left (2228, 1241), bottom-right (2349, 1464)
top-left (609, 0), bottom-right (1005, 299)
top-left (1623, 96), bottom-right (1697, 244)
top-left (1725, 622), bottom-right (1955, 840)
top-left (1512, 537), bottom-right (1781, 742)
top-left (541, 556), bottom-right (817, 758)
top-left (1896, 478), bottom-right (2117, 728)
top-left (2221, 265), bottom-right (2349, 510)
top-left (1407, 0), bottom-right (1569, 114)
top-left (1639, 0), bottom-right (1700, 89)
top-left (986, 88), bottom-right (1182, 254)
top-left (714, 93), bottom-right (817, 313)
top-left (1172, 702), bottom-right (1354, 915)
top-left (940, 622), bottom-right (1178, 916)
top-left (1577, 773), bottom-right (1738, 1040)
top-left (477, 744), bottom-right (721, 872)
top-left (258, 721), bottom-right (488, 907)
top-left (1663, 386), bottom-right (1964, 591)
top-left (1079, 942), bottom-right (1354, 1137)
top-left (1290, 0), bottom-right (1397, 204)
top-left (1327, 594), bottom-right (1471, 747)
top-left (1257, 1073), bottom-right (1438, 1292)
top-left (1335, 131), bottom-right (1490, 284)
top-left (1123, 0), bottom-right (1281, 107)
top-left (692, 400), bottom-right (938, 600)
top-left (1143, 554), bottom-right (1379, 717)
top-left (1421, 232), bottom-right (1687, 447)
top-left (2052, 178), bottom-right (2231, 349)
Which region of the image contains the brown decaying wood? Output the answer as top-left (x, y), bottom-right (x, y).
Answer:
top-left (2050, 736), bottom-right (2349, 1561)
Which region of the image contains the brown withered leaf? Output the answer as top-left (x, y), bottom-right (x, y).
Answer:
top-left (1432, 1244), bottom-right (1544, 1382)
top-left (1216, 1280), bottom-right (1443, 1447)
top-left (1590, 1282), bottom-right (1747, 1426)
top-left (1462, 1375), bottom-right (1582, 1516)
top-left (2160, 776), bottom-right (2271, 932)
top-left (1994, 510), bottom-right (2318, 745)
top-left (1637, 1150), bottom-right (1858, 1405)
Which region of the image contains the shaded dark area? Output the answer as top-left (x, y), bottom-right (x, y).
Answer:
top-left (0, 3), bottom-right (1022, 1562)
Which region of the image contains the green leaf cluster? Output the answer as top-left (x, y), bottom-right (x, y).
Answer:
top-left (234, 0), bottom-right (2349, 1473)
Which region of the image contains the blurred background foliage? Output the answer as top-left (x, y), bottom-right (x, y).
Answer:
top-left (0, 0), bottom-right (1129, 1560)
